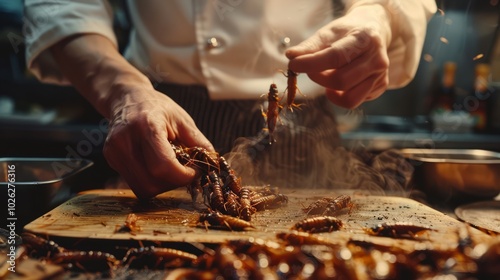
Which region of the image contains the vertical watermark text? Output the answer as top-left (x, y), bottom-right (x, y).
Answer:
top-left (6, 164), bottom-right (17, 273)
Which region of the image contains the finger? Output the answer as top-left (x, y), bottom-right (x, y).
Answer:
top-left (104, 140), bottom-right (168, 199)
top-left (285, 29), bottom-right (337, 59)
top-left (325, 73), bottom-right (386, 109)
top-left (111, 153), bottom-right (170, 200)
top-left (288, 34), bottom-right (367, 73)
top-left (363, 80), bottom-right (387, 101)
top-left (105, 119), bottom-right (197, 199)
top-left (141, 121), bottom-right (197, 186)
top-left (178, 124), bottom-right (215, 153)
top-left (305, 52), bottom-right (385, 91)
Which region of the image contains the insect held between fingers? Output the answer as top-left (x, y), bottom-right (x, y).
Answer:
top-left (261, 83), bottom-right (283, 144)
top-left (281, 69), bottom-right (305, 112)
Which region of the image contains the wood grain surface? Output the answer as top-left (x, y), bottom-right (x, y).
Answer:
top-left (24, 189), bottom-right (493, 249)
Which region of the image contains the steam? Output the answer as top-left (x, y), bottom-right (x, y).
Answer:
top-left (222, 99), bottom-right (414, 196)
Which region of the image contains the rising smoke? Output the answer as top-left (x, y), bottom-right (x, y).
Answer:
top-left (223, 97), bottom-right (415, 196)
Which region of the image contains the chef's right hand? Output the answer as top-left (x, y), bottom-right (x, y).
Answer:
top-left (286, 4), bottom-right (392, 109)
top-left (103, 84), bottom-right (214, 200)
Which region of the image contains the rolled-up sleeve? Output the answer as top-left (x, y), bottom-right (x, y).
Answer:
top-left (345, 0), bottom-right (437, 89)
top-left (24, 0), bottom-right (117, 85)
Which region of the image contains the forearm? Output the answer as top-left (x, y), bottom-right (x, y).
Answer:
top-left (50, 34), bottom-right (152, 119)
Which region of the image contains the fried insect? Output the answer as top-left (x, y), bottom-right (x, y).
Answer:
top-left (239, 187), bottom-right (256, 221)
top-left (303, 197), bottom-right (334, 215)
top-left (213, 244), bottom-right (256, 279)
top-left (248, 185), bottom-right (279, 197)
top-left (303, 195), bottom-right (353, 216)
top-left (208, 171), bottom-right (225, 212)
top-left (50, 250), bottom-right (119, 272)
top-left (324, 195), bottom-right (354, 215)
top-left (261, 83), bottom-right (282, 144)
top-left (218, 156), bottom-right (242, 196)
top-left (171, 143), bottom-right (219, 174)
top-left (184, 147), bottom-right (220, 174)
top-left (21, 232), bottom-right (65, 258)
top-left (251, 193), bottom-right (288, 211)
top-left (21, 233), bottom-right (118, 274)
top-left (365, 222), bottom-right (434, 239)
top-left (114, 213), bottom-right (141, 234)
top-left (224, 191), bottom-right (241, 217)
top-left (282, 69), bottom-right (304, 112)
top-left (198, 211), bottom-right (255, 231)
top-left (277, 231), bottom-right (338, 247)
top-left (291, 216), bottom-right (344, 233)
top-left (218, 156), bottom-right (233, 178)
top-left (223, 174), bottom-right (241, 195)
top-left (122, 246), bottom-right (198, 269)
top-left (171, 143), bottom-right (191, 165)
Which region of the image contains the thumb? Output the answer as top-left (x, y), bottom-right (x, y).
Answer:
top-left (285, 31), bottom-right (333, 59)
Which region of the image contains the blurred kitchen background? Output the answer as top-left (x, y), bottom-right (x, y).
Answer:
top-left (0, 0), bottom-right (499, 189)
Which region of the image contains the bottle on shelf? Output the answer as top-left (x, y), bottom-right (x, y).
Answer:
top-left (431, 61), bottom-right (457, 113)
top-left (469, 63), bottom-right (492, 133)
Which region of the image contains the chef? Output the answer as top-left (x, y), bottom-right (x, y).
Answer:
top-left (23, 0), bottom-right (437, 199)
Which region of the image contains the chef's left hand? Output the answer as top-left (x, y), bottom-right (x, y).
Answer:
top-left (286, 4), bottom-right (392, 109)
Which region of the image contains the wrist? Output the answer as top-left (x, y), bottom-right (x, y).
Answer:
top-left (88, 58), bottom-right (153, 119)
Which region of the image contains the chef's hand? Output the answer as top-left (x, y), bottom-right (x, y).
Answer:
top-left (50, 34), bottom-right (214, 200)
top-left (286, 4), bottom-right (392, 109)
top-left (104, 85), bottom-right (214, 200)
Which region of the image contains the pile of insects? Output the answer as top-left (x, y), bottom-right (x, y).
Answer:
top-left (17, 194), bottom-right (500, 278)
top-left (171, 142), bottom-right (288, 230)
top-left (168, 69), bottom-right (305, 229)
top-left (19, 227), bottom-right (500, 279)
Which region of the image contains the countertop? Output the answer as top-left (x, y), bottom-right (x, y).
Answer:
top-left (17, 189), bottom-right (500, 279)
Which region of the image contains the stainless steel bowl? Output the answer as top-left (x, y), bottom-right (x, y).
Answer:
top-left (0, 158), bottom-right (93, 230)
top-left (400, 149), bottom-right (500, 201)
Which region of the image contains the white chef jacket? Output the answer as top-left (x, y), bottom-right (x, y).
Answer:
top-left (24, 0), bottom-right (436, 100)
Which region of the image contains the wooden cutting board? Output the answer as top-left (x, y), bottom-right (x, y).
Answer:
top-left (24, 189), bottom-right (493, 249)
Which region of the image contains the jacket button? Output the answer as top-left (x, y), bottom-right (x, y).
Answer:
top-left (206, 37), bottom-right (222, 49)
top-left (280, 37), bottom-right (291, 48)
